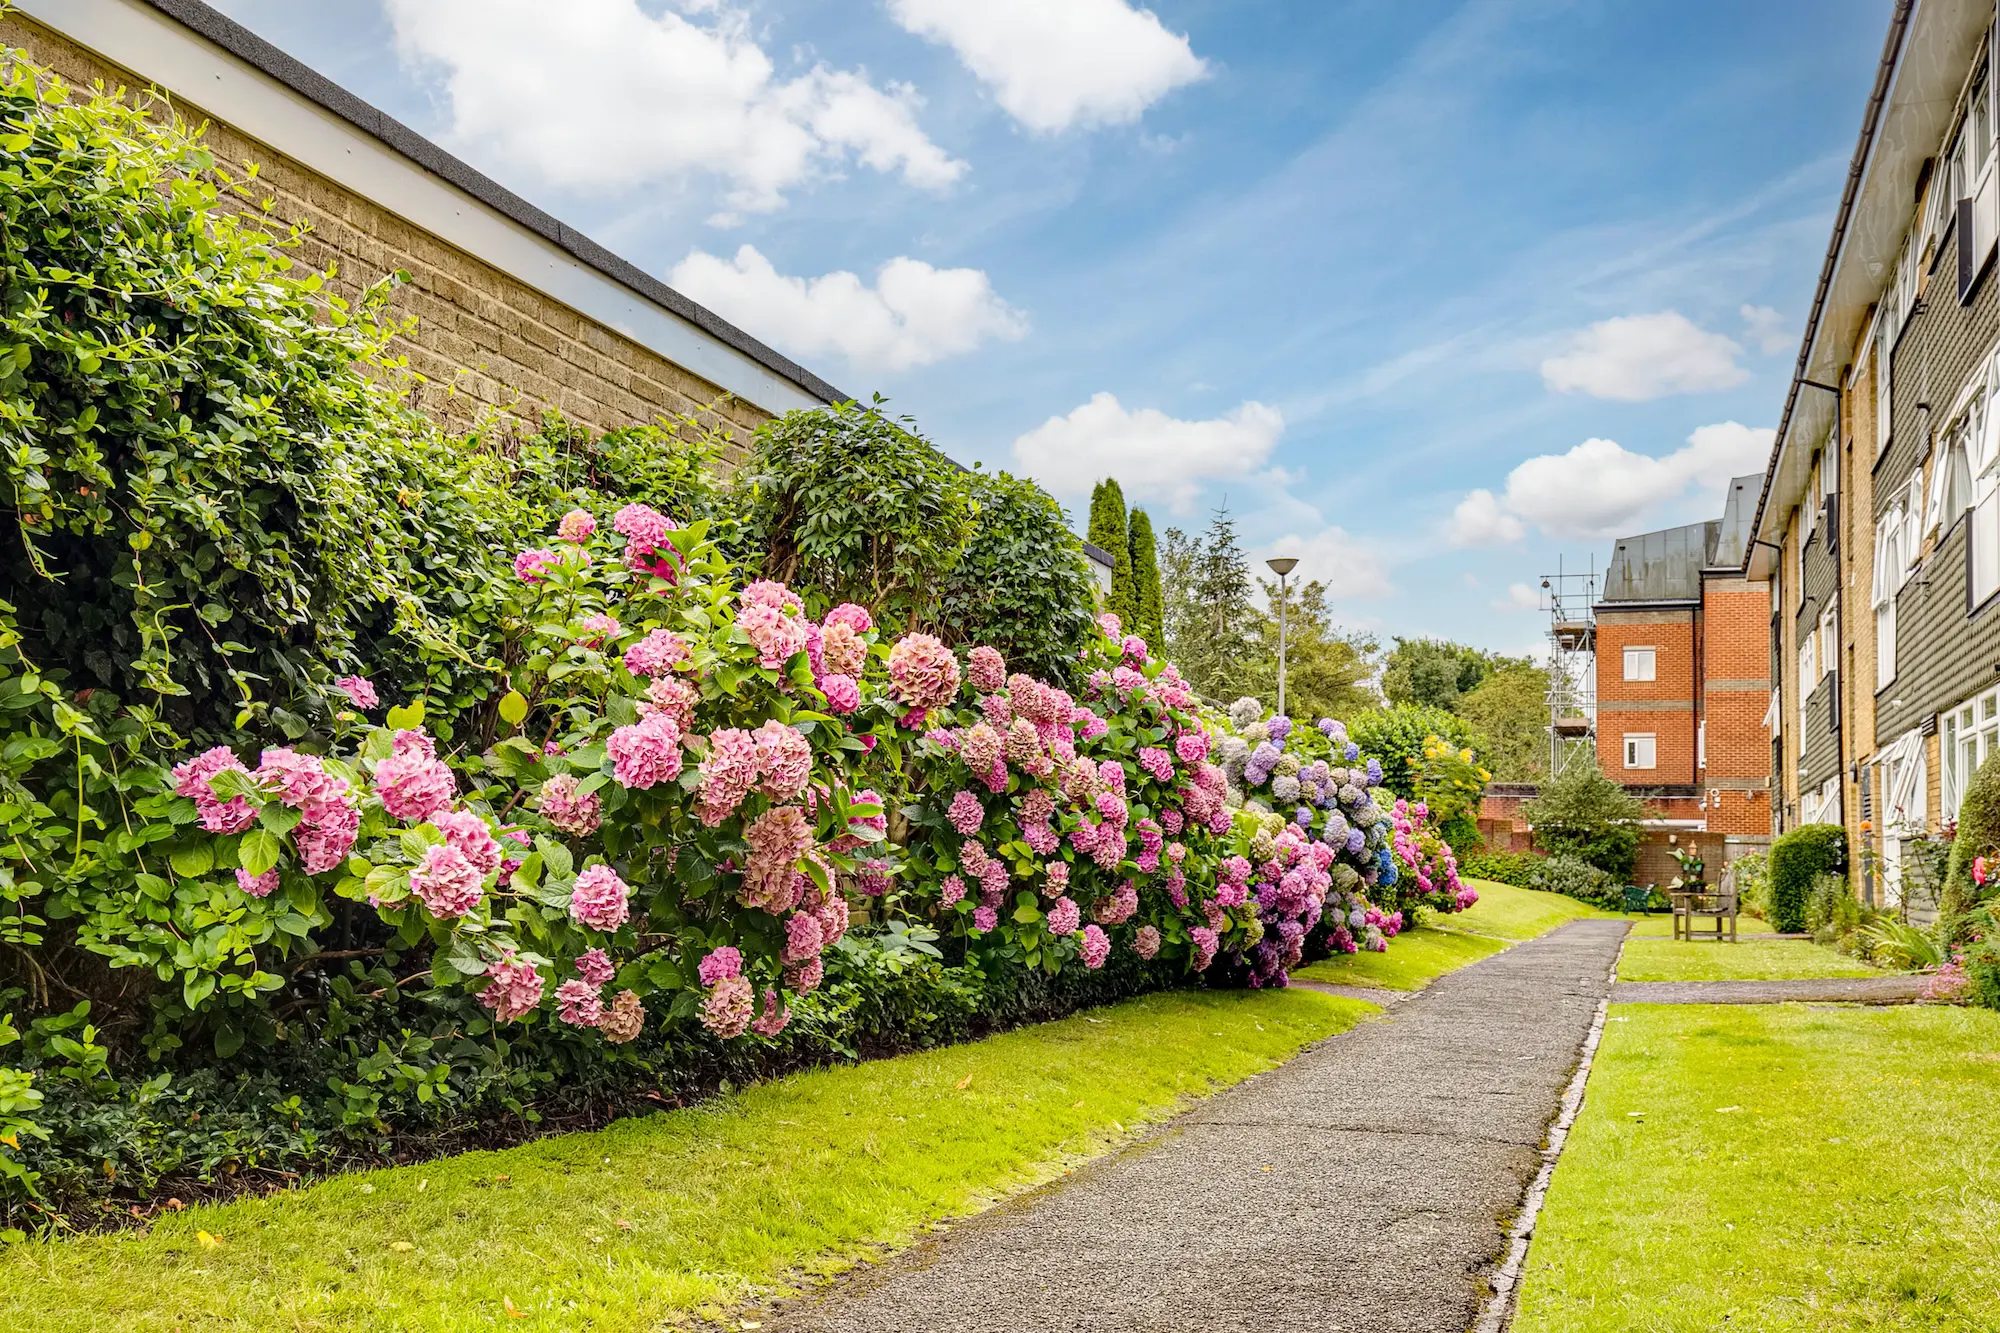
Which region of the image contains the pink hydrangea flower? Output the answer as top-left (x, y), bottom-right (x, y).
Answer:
top-left (750, 989), bottom-right (791, 1038)
top-left (1096, 612), bottom-right (1122, 638)
top-left (818, 672), bottom-right (860, 714)
top-left (701, 975), bottom-right (755, 1038)
top-left (555, 978), bottom-right (604, 1027)
top-left (967, 645), bottom-right (1006, 693)
top-left (608, 713), bottom-right (683, 790)
top-left (788, 955), bottom-right (825, 994)
top-left (742, 806), bottom-right (814, 911)
top-left (295, 803), bottom-right (361, 874)
top-left (640, 674), bottom-right (700, 731)
top-left (576, 948), bottom-right (616, 987)
top-left (433, 808), bottom-right (502, 874)
top-left (696, 727), bottom-right (761, 824)
top-left (857, 861), bottom-right (892, 896)
top-left (972, 905), bottom-right (999, 932)
top-left (1121, 634), bottom-right (1148, 661)
top-left (1093, 880), bottom-right (1138, 926)
top-left (235, 867), bottom-right (278, 898)
top-left (601, 989), bottom-right (646, 1043)
top-left (570, 863), bottom-right (632, 931)
top-left (1078, 924), bottom-right (1111, 969)
top-left (947, 790), bottom-right (984, 836)
top-left (941, 874), bottom-right (967, 907)
top-left (819, 620), bottom-right (867, 678)
top-left (960, 722), bottom-right (1005, 775)
top-left (1046, 860), bottom-right (1070, 893)
top-left (172, 745), bottom-right (258, 834)
top-left (1189, 926), bottom-right (1219, 971)
top-left (698, 947), bottom-right (743, 986)
top-left (576, 612), bottom-right (621, 647)
top-left (784, 911), bottom-right (826, 963)
top-left (539, 774), bottom-right (604, 836)
top-left (815, 888), bottom-right (850, 947)
top-left (410, 843), bottom-right (483, 919)
top-left (514, 548), bottom-right (559, 582)
top-left (557, 508), bottom-right (597, 543)
top-left (1132, 924), bottom-right (1162, 960)
top-left (738, 601), bottom-right (810, 669)
top-left (623, 628), bottom-right (690, 678)
top-left (824, 602), bottom-right (873, 633)
top-left (334, 675), bottom-right (379, 709)
top-left (612, 502), bottom-right (671, 546)
top-left (1138, 747), bottom-right (1175, 783)
top-left (479, 955), bottom-right (545, 1023)
top-left (753, 721), bottom-right (812, 799)
top-left (1175, 729), bottom-right (1211, 764)
top-left (375, 730), bottom-right (456, 823)
top-left (886, 634), bottom-right (961, 711)
top-left (1047, 896), bottom-right (1081, 937)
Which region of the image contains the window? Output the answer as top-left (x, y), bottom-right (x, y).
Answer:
top-left (1623, 647), bottom-right (1656, 682)
top-left (1875, 314), bottom-right (1894, 459)
top-left (1877, 729), bottom-right (1929, 905)
top-left (1944, 686), bottom-right (2000, 819)
top-left (1818, 605), bottom-right (1837, 682)
top-left (1798, 633), bottom-right (1816, 725)
top-left (1874, 475), bottom-right (1920, 689)
top-left (1623, 733), bottom-right (1657, 770)
top-left (1803, 454), bottom-right (1819, 543)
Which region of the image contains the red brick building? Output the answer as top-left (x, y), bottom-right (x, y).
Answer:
top-left (1594, 475), bottom-right (1773, 885)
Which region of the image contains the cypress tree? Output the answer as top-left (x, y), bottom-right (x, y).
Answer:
top-left (1128, 507), bottom-right (1162, 647)
top-left (1088, 479), bottom-right (1137, 627)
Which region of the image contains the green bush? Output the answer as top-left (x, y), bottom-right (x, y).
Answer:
top-left (934, 467), bottom-right (1098, 682)
top-left (1768, 824), bottom-right (1845, 934)
top-left (1530, 854), bottom-right (1618, 909)
top-left (1943, 751), bottom-right (2000, 933)
top-left (1730, 850), bottom-right (1771, 918)
top-left (1350, 704), bottom-right (1486, 802)
top-left (1460, 850), bottom-right (1544, 889)
top-left (1804, 871), bottom-right (1864, 943)
top-left (1519, 764), bottom-right (1645, 879)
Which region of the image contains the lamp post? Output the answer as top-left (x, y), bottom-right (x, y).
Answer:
top-left (1266, 557), bottom-right (1299, 717)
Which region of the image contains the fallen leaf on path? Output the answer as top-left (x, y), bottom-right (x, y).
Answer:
top-left (196, 1230), bottom-right (223, 1248)
top-left (955, 1073), bottom-right (973, 1089)
top-left (504, 1296), bottom-right (527, 1319)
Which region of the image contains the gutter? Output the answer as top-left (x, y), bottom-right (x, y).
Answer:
top-left (1743, 0), bottom-right (1918, 573)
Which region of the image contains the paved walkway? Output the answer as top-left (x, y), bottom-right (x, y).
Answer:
top-left (774, 920), bottom-right (1630, 1333)
top-left (1611, 975), bottom-right (1929, 1004)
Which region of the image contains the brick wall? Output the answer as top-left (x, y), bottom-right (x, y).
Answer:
top-left (1596, 612), bottom-right (1698, 785)
top-left (1701, 574), bottom-right (1772, 837)
top-left (2, 15), bottom-right (775, 447)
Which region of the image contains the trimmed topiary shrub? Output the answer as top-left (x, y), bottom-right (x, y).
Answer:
top-left (1518, 764), bottom-right (1645, 880)
top-left (1768, 824), bottom-right (1845, 934)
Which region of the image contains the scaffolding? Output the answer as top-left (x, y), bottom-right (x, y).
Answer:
top-left (1540, 556), bottom-right (1597, 779)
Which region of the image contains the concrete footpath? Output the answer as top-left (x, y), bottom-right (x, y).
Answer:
top-left (775, 919), bottom-right (1630, 1333)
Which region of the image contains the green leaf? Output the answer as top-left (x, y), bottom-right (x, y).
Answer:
top-left (497, 690), bottom-right (529, 727)
top-left (535, 837), bottom-right (574, 879)
top-left (385, 700), bottom-right (426, 730)
top-left (239, 829), bottom-right (281, 877)
top-left (168, 844), bottom-right (214, 879)
top-left (1012, 900), bottom-right (1043, 925)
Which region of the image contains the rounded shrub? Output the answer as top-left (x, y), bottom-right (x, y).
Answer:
top-left (1530, 854), bottom-right (1616, 908)
top-left (1767, 824), bottom-right (1845, 934)
top-left (1460, 849), bottom-right (1544, 889)
top-left (1943, 751), bottom-right (2000, 932)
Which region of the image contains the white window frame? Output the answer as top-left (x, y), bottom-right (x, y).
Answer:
top-left (1875, 310), bottom-right (1894, 460)
top-left (1943, 685), bottom-right (2000, 822)
top-left (1623, 733), bottom-right (1657, 770)
top-left (1876, 728), bottom-right (1928, 906)
top-left (1797, 634), bottom-right (1815, 726)
top-left (1818, 604), bottom-right (1837, 683)
top-left (1623, 646), bottom-right (1657, 682)
top-left (1803, 454), bottom-right (1820, 543)
top-left (1697, 720), bottom-right (1707, 770)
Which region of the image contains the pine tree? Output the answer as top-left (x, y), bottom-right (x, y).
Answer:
top-left (1128, 507), bottom-right (1163, 647)
top-left (1172, 505), bottom-right (1253, 700)
top-left (1087, 479), bottom-right (1137, 628)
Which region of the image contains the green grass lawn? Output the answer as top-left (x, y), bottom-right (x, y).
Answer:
top-left (0, 988), bottom-right (1368, 1333)
top-left (1448, 878), bottom-right (1618, 940)
top-left (1617, 936), bottom-right (1883, 982)
top-left (1515, 1004), bottom-right (2000, 1332)
top-left (1294, 880), bottom-right (1610, 991)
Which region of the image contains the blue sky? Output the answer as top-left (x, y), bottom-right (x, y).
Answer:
top-left (210, 0), bottom-right (1888, 658)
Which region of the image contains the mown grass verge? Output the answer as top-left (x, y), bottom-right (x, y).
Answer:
top-left (1515, 1003), bottom-right (2000, 1332)
top-left (1617, 937), bottom-right (1884, 982)
top-left (0, 988), bottom-right (1366, 1333)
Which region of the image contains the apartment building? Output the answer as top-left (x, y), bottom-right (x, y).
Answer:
top-left (1750, 0), bottom-right (1999, 905)
top-left (1595, 477), bottom-right (1773, 886)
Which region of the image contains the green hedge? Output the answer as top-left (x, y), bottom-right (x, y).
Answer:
top-left (1530, 854), bottom-right (1618, 909)
top-left (1460, 850), bottom-right (1544, 889)
top-left (1768, 824), bottom-right (1845, 934)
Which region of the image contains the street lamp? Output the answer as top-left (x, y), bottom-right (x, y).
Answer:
top-left (1266, 557), bottom-right (1299, 717)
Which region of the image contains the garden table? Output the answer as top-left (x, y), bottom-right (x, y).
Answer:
top-left (1670, 887), bottom-right (1738, 942)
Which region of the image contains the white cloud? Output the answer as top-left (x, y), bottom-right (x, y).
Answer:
top-left (1253, 529), bottom-right (1392, 602)
top-left (670, 246), bottom-right (1026, 372)
top-left (1540, 311), bottom-right (1747, 401)
top-left (386, 0), bottom-right (965, 214)
top-left (1449, 421), bottom-right (1775, 545)
top-left (1493, 582), bottom-right (1541, 612)
top-left (886, 0), bottom-right (1207, 133)
top-left (1740, 303), bottom-right (1792, 355)
top-left (1449, 489), bottom-right (1525, 546)
top-left (1011, 394), bottom-right (1283, 513)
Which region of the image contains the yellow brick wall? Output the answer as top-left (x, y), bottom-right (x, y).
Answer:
top-left (1, 15), bottom-right (772, 448)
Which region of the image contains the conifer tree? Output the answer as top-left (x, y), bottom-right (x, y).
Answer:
top-left (1088, 479), bottom-right (1137, 627)
top-left (1128, 507), bottom-right (1163, 647)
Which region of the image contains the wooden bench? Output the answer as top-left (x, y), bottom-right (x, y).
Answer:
top-left (1670, 887), bottom-right (1738, 942)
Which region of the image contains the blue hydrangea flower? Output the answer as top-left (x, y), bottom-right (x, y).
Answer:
top-left (1346, 828), bottom-right (1366, 854)
top-left (1344, 742), bottom-right (1361, 762)
top-left (1365, 757), bottom-right (1383, 785)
